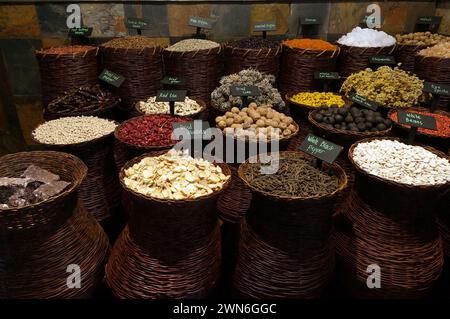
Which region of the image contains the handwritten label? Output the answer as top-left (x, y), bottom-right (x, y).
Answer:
top-left (162, 76), bottom-right (185, 86)
top-left (189, 16), bottom-right (212, 29)
top-left (299, 134), bottom-right (343, 164)
top-left (69, 27), bottom-right (92, 37)
top-left (301, 17), bottom-right (321, 25)
top-left (99, 69), bottom-right (125, 88)
top-left (230, 85), bottom-right (261, 97)
top-left (369, 55), bottom-right (396, 65)
top-left (417, 16), bottom-right (442, 25)
top-left (423, 82), bottom-right (450, 96)
top-left (126, 18), bottom-right (151, 30)
top-left (397, 110), bottom-right (437, 130)
top-left (314, 71), bottom-right (340, 80)
top-left (253, 21), bottom-right (277, 32)
top-left (172, 121), bottom-right (210, 139)
top-left (155, 90), bottom-right (187, 102)
top-left (349, 93), bottom-right (381, 111)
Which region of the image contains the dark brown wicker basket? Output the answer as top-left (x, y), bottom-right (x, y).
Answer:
top-left (223, 44), bottom-right (282, 79)
top-left (36, 46), bottom-right (99, 108)
top-left (100, 45), bottom-right (164, 112)
top-left (105, 150), bottom-right (231, 298)
top-left (279, 45), bottom-right (339, 96)
top-left (337, 44), bottom-right (396, 78)
top-left (0, 151), bottom-right (109, 298)
top-left (415, 55), bottom-right (450, 111)
top-left (33, 130), bottom-right (120, 222)
top-left (163, 46), bottom-right (223, 104)
top-left (395, 44), bottom-right (429, 73)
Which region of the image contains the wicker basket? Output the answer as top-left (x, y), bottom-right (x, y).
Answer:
top-left (395, 44), bottom-right (429, 73)
top-left (337, 44), bottom-right (396, 78)
top-left (0, 151), bottom-right (109, 298)
top-left (163, 46), bottom-right (223, 104)
top-left (223, 44), bottom-right (282, 78)
top-left (105, 151), bottom-right (231, 298)
top-left (36, 46), bottom-right (99, 108)
top-left (100, 45), bottom-right (164, 112)
top-left (415, 55), bottom-right (450, 111)
top-left (279, 45), bottom-right (339, 96)
top-left (34, 131), bottom-right (120, 222)
top-left (233, 151), bottom-right (347, 298)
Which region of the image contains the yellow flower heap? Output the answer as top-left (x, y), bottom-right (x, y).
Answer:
top-left (290, 92), bottom-right (345, 108)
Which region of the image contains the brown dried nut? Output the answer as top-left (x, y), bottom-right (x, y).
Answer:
top-left (231, 107), bottom-right (240, 114)
top-left (226, 118), bottom-right (235, 126)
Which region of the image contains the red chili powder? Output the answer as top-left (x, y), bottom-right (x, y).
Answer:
top-left (118, 115), bottom-right (191, 147)
top-left (390, 109), bottom-right (450, 138)
top-left (37, 45), bottom-right (97, 55)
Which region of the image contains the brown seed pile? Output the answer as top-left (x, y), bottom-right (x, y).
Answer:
top-left (36, 45), bottom-right (96, 55)
top-left (101, 36), bottom-right (159, 49)
top-left (395, 32), bottom-right (448, 46)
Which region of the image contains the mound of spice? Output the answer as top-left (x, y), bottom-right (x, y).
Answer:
top-left (290, 92), bottom-right (345, 108)
top-left (33, 116), bottom-right (117, 145)
top-left (166, 39), bottom-right (219, 52)
top-left (340, 66), bottom-right (424, 108)
top-left (229, 37), bottom-right (279, 49)
top-left (36, 45), bottom-right (96, 55)
top-left (101, 36), bottom-right (159, 49)
top-left (337, 27), bottom-right (396, 47)
top-left (47, 84), bottom-right (119, 116)
top-left (352, 139), bottom-right (450, 186)
top-left (117, 115), bottom-right (191, 147)
top-left (283, 38), bottom-right (336, 51)
top-left (0, 165), bottom-right (70, 209)
top-left (395, 32), bottom-right (448, 46)
top-left (313, 106), bottom-right (392, 133)
top-left (211, 68), bottom-right (285, 111)
top-left (136, 96), bottom-right (203, 116)
top-left (123, 150), bottom-right (229, 200)
top-left (244, 155), bottom-right (339, 198)
top-left (389, 109), bottom-right (450, 138)
top-left (418, 42), bottom-right (450, 58)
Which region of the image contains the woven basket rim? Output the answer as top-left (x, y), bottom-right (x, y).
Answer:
top-left (286, 91), bottom-right (350, 112)
top-left (281, 43), bottom-right (339, 52)
top-left (119, 150), bottom-right (232, 203)
top-left (224, 43), bottom-right (282, 52)
top-left (337, 43), bottom-right (397, 50)
top-left (114, 115), bottom-right (193, 151)
top-left (32, 120), bottom-right (119, 148)
top-left (218, 120), bottom-right (299, 143)
top-left (415, 54), bottom-right (450, 61)
top-left (35, 46), bottom-right (98, 57)
top-left (134, 97), bottom-right (207, 118)
top-left (348, 136), bottom-right (450, 190)
top-left (0, 150), bottom-right (87, 211)
top-left (388, 107), bottom-right (450, 141)
top-left (308, 109), bottom-right (392, 138)
top-left (237, 150), bottom-right (348, 202)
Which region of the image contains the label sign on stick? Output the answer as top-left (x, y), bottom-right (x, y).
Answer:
top-left (299, 134), bottom-right (343, 164)
top-left (423, 82), bottom-right (450, 96)
top-left (156, 90), bottom-right (187, 102)
top-left (301, 17), bottom-right (321, 25)
top-left (69, 27), bottom-right (93, 37)
top-left (253, 21), bottom-right (277, 32)
top-left (189, 16), bottom-right (212, 29)
top-left (417, 16), bottom-right (442, 25)
top-left (230, 86), bottom-right (261, 97)
top-left (397, 110), bottom-right (437, 130)
top-left (162, 76), bottom-right (185, 86)
top-left (172, 121), bottom-right (210, 139)
top-left (99, 69), bottom-right (125, 88)
top-left (126, 18), bottom-right (151, 30)
top-left (369, 55), bottom-right (396, 65)
top-left (314, 71), bottom-right (340, 80)
top-left (349, 93), bottom-right (381, 111)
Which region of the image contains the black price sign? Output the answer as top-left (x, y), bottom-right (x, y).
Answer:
top-left (301, 17), bottom-right (321, 25)
top-left (172, 121), bottom-right (210, 139)
top-left (417, 16), bottom-right (442, 25)
top-left (162, 76), bottom-right (185, 86)
top-left (299, 134), bottom-right (343, 164)
top-left (69, 27), bottom-right (93, 37)
top-left (99, 69), bottom-right (125, 88)
top-left (397, 110), bottom-right (437, 130)
top-left (230, 86), bottom-right (261, 97)
top-left (189, 16), bottom-right (212, 29)
top-left (156, 90), bottom-right (187, 102)
top-left (423, 82), bottom-right (450, 96)
top-left (126, 18), bottom-right (151, 30)
top-left (349, 93), bottom-right (381, 111)
top-left (253, 21), bottom-right (277, 32)
top-left (369, 55), bottom-right (396, 65)
top-left (314, 71), bottom-right (340, 80)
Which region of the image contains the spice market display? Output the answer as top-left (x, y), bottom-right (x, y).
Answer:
top-left (1, 2), bottom-right (450, 303)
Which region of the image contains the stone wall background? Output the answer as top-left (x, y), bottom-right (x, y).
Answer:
top-left (0, 1), bottom-right (447, 152)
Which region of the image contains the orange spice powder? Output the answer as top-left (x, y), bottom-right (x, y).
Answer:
top-left (282, 38), bottom-right (336, 51)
